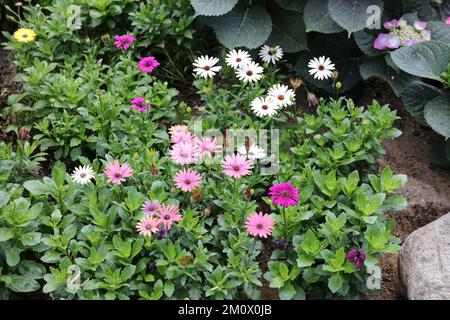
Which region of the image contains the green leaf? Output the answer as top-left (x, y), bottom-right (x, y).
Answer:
top-left (269, 276), bottom-right (284, 288)
top-left (266, 7), bottom-right (307, 53)
top-left (51, 161), bottom-right (67, 187)
top-left (304, 0), bottom-right (343, 33)
top-left (328, 0), bottom-right (384, 34)
top-left (204, 5), bottom-right (272, 49)
top-left (6, 275), bottom-right (40, 293)
top-left (274, 0), bottom-right (305, 12)
top-left (428, 22), bottom-right (450, 44)
top-left (190, 0), bottom-right (238, 16)
top-left (5, 247), bottom-right (22, 267)
top-left (279, 283), bottom-right (296, 300)
top-left (424, 95), bottom-right (450, 139)
top-left (278, 262), bottom-right (289, 280)
top-left (0, 228), bottom-right (14, 242)
top-left (164, 280), bottom-right (175, 297)
top-left (400, 81), bottom-right (441, 125)
top-left (390, 41), bottom-right (450, 81)
top-left (24, 180), bottom-right (49, 195)
top-left (328, 272), bottom-right (344, 293)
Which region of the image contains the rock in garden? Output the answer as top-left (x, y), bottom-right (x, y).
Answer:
top-left (398, 213), bottom-right (450, 299)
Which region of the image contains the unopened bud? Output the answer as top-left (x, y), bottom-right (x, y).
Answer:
top-left (186, 106), bottom-right (192, 113)
top-left (307, 92), bottom-right (319, 107)
top-left (18, 127), bottom-right (29, 140)
top-left (290, 78), bottom-right (303, 89)
top-left (335, 82), bottom-right (342, 90)
top-left (331, 71), bottom-right (339, 79)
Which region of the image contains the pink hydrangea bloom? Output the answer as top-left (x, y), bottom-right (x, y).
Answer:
top-left (156, 204), bottom-right (182, 229)
top-left (173, 169), bottom-right (201, 192)
top-left (245, 212), bottom-right (275, 238)
top-left (414, 21), bottom-right (427, 31)
top-left (138, 56), bottom-right (160, 73)
top-left (169, 141), bottom-right (200, 165)
top-left (114, 34), bottom-right (135, 51)
top-left (221, 154), bottom-right (253, 179)
top-left (374, 33), bottom-right (400, 50)
top-left (446, 17), bottom-right (450, 25)
top-left (130, 97), bottom-right (151, 112)
top-left (136, 216), bottom-right (159, 236)
top-left (142, 200), bottom-right (160, 215)
top-left (269, 182), bottom-right (300, 208)
top-left (104, 160), bottom-right (133, 184)
top-left (383, 19), bottom-right (398, 29)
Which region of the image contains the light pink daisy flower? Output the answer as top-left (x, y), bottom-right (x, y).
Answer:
top-left (156, 204), bottom-right (182, 229)
top-left (196, 137), bottom-right (222, 157)
top-left (114, 34), bottom-right (135, 51)
top-left (171, 131), bottom-right (193, 144)
top-left (245, 212), bottom-right (275, 238)
top-left (138, 56), bottom-right (160, 73)
top-left (169, 125), bottom-right (190, 137)
top-left (136, 216), bottom-right (160, 236)
top-left (104, 160), bottom-right (133, 184)
top-left (269, 182), bottom-right (300, 208)
top-left (130, 97), bottom-right (151, 112)
top-left (221, 153), bottom-right (253, 179)
top-left (168, 141), bottom-right (200, 165)
top-left (173, 169), bottom-right (201, 192)
top-left (142, 200), bottom-right (160, 215)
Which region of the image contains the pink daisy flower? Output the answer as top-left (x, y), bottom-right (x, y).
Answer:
top-left (171, 131), bottom-right (193, 144)
top-left (245, 212), bottom-right (275, 238)
top-left (173, 169), bottom-right (201, 192)
top-left (196, 137), bottom-right (222, 157)
top-left (114, 34), bottom-right (135, 51)
top-left (156, 204), bottom-right (182, 229)
top-left (138, 56), bottom-right (160, 73)
top-left (168, 141), bottom-right (200, 165)
top-left (142, 200), bottom-right (160, 215)
top-left (136, 216), bottom-right (159, 237)
top-left (269, 182), bottom-right (300, 208)
top-left (221, 153), bottom-right (253, 179)
top-left (169, 125), bottom-right (190, 137)
top-left (130, 97), bottom-right (151, 112)
top-left (104, 160), bottom-right (133, 184)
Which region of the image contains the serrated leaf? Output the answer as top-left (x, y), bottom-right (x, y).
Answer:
top-left (400, 81), bottom-right (441, 125)
top-left (428, 22), bottom-right (450, 44)
top-left (328, 0), bottom-right (384, 34)
top-left (204, 5), bottom-right (272, 49)
top-left (190, 0), bottom-right (238, 16)
top-left (354, 31), bottom-right (379, 56)
top-left (304, 0), bottom-right (343, 33)
top-left (403, 0), bottom-right (434, 20)
top-left (424, 95), bottom-right (450, 139)
top-left (390, 41), bottom-right (450, 81)
top-left (266, 7), bottom-right (307, 53)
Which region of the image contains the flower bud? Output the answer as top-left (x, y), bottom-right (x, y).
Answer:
top-left (290, 78), bottom-right (303, 90)
top-left (307, 92), bottom-right (319, 107)
top-left (335, 81), bottom-right (342, 90)
top-left (331, 71), bottom-right (339, 79)
top-left (18, 127), bottom-right (29, 140)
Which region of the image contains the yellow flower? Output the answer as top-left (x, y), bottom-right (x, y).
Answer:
top-left (13, 28), bottom-right (36, 43)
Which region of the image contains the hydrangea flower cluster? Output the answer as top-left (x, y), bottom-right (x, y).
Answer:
top-left (374, 18), bottom-right (432, 50)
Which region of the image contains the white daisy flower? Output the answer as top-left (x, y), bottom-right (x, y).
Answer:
top-left (259, 45), bottom-right (283, 64)
top-left (236, 61), bottom-right (264, 83)
top-left (71, 165), bottom-right (94, 185)
top-left (225, 49), bottom-right (251, 69)
top-left (268, 84), bottom-right (296, 108)
top-left (193, 55), bottom-right (222, 78)
top-left (308, 56), bottom-right (336, 80)
top-left (250, 97), bottom-right (279, 117)
top-left (238, 143), bottom-right (267, 161)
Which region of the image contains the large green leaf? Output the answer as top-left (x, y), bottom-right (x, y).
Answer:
top-left (190, 0), bottom-right (238, 16)
top-left (354, 31), bottom-right (379, 56)
top-left (328, 0), bottom-right (384, 34)
top-left (204, 5), bottom-right (272, 49)
top-left (274, 0), bottom-right (306, 13)
top-left (424, 95), bottom-right (450, 138)
top-left (390, 41), bottom-right (450, 81)
top-left (428, 21), bottom-right (450, 44)
top-left (304, 0), bottom-right (343, 34)
top-left (400, 81), bottom-right (441, 125)
top-left (266, 7), bottom-right (307, 53)
top-left (404, 0), bottom-right (434, 20)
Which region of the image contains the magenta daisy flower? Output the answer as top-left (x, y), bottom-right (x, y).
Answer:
top-left (156, 204), bottom-right (182, 229)
top-left (114, 34), bottom-right (135, 51)
top-left (136, 216), bottom-right (159, 237)
top-left (142, 200), bottom-right (160, 215)
top-left (104, 160), bottom-right (133, 184)
top-left (269, 182), bottom-right (300, 207)
top-left (130, 97), bottom-right (151, 112)
top-left (168, 141), bottom-right (199, 165)
top-left (346, 249), bottom-right (366, 269)
top-left (138, 56), bottom-right (160, 73)
top-left (221, 153), bottom-right (253, 179)
top-left (173, 169), bottom-right (201, 192)
top-left (245, 212), bottom-right (275, 238)
top-left (197, 137), bottom-right (222, 157)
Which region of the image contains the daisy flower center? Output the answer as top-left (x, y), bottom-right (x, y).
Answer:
top-left (145, 224), bottom-right (153, 230)
top-left (246, 70), bottom-right (253, 76)
top-left (114, 173), bottom-right (122, 178)
top-left (236, 58), bottom-right (241, 62)
top-left (164, 215), bottom-right (170, 220)
top-left (80, 173), bottom-right (86, 178)
top-left (256, 223), bottom-right (264, 230)
top-left (318, 65), bottom-right (325, 71)
top-left (277, 95), bottom-right (285, 100)
top-left (262, 105), bottom-right (269, 110)
top-left (184, 179), bottom-right (191, 185)
top-left (233, 165), bottom-right (241, 171)
top-left (22, 34), bottom-right (28, 38)
top-left (203, 65), bottom-right (211, 71)
top-left (281, 191), bottom-right (289, 197)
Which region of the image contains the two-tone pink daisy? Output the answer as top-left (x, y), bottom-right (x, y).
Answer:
top-left (156, 204), bottom-right (183, 229)
top-left (104, 160), bottom-right (133, 184)
top-left (169, 141), bottom-right (200, 165)
top-left (245, 212), bottom-right (275, 238)
top-left (142, 200), bottom-right (160, 215)
top-left (221, 153), bottom-right (253, 179)
top-left (196, 137), bottom-right (222, 157)
top-left (173, 169), bottom-right (201, 192)
top-left (136, 216), bottom-right (160, 237)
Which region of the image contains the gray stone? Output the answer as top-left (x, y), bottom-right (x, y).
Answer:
top-left (398, 213), bottom-right (450, 300)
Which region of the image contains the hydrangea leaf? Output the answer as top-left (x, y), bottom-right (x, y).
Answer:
top-left (328, 0), bottom-right (384, 34)
top-left (400, 81), bottom-right (441, 125)
top-left (266, 7), bottom-right (307, 53)
top-left (304, 0), bottom-right (343, 34)
top-left (274, 0), bottom-right (306, 13)
top-left (390, 41), bottom-right (450, 81)
top-left (203, 5), bottom-right (272, 49)
top-left (190, 0), bottom-right (238, 17)
top-left (424, 95), bottom-right (450, 139)
top-left (428, 21), bottom-right (450, 44)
